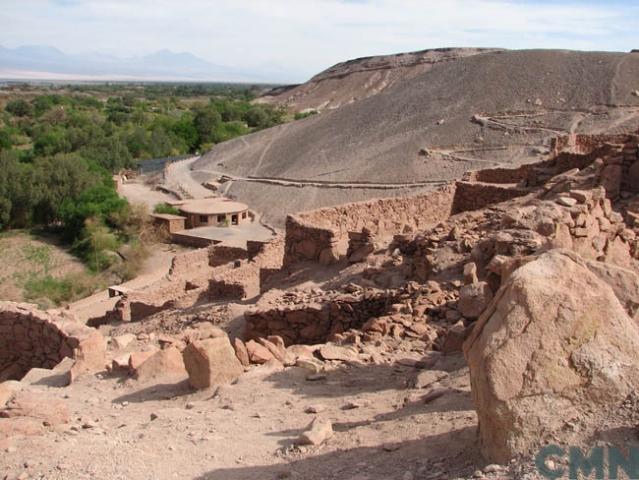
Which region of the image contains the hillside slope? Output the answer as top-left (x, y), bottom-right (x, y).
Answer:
top-left (258, 47), bottom-right (501, 112)
top-left (196, 49), bottom-right (639, 225)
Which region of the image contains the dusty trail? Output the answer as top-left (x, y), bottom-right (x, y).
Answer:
top-left (194, 168), bottom-right (450, 190)
top-left (164, 157), bottom-right (212, 199)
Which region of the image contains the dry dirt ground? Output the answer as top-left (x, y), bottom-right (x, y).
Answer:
top-left (1, 350), bottom-right (489, 480)
top-left (258, 47), bottom-right (500, 112)
top-left (118, 182), bottom-right (177, 211)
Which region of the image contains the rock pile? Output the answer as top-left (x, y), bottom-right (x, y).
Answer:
top-left (347, 228), bottom-right (376, 263)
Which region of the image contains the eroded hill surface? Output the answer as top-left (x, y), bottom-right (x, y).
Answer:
top-left (196, 49), bottom-right (639, 226)
top-left (259, 47), bottom-right (500, 112)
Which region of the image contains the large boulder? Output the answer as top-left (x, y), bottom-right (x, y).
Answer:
top-left (134, 347), bottom-right (187, 384)
top-left (182, 337), bottom-right (244, 389)
top-left (464, 249), bottom-right (639, 463)
top-left (458, 281), bottom-right (493, 319)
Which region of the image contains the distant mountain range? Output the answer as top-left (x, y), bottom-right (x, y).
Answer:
top-left (0, 45), bottom-right (290, 83)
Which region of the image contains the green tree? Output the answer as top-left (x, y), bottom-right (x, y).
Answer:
top-left (60, 183), bottom-right (127, 241)
top-left (31, 154), bottom-right (98, 224)
top-left (5, 99), bottom-right (32, 117)
top-left (193, 105), bottom-right (222, 145)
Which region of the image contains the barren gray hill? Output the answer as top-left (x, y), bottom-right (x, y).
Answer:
top-left (258, 47), bottom-right (501, 112)
top-left (196, 49), bottom-right (639, 225)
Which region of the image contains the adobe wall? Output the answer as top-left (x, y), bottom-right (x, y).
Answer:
top-left (0, 302), bottom-right (106, 381)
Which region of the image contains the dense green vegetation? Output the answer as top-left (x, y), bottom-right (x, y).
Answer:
top-left (0, 82), bottom-right (284, 300)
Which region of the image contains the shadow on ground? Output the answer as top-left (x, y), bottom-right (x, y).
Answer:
top-left (193, 427), bottom-right (480, 480)
top-left (112, 379), bottom-right (192, 404)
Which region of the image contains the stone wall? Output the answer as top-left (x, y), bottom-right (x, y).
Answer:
top-left (0, 302), bottom-right (106, 381)
top-left (209, 244), bottom-right (248, 267)
top-left (170, 232), bottom-right (216, 248)
top-left (168, 247), bottom-right (211, 279)
top-left (118, 277), bottom-right (209, 322)
top-left (284, 216), bottom-right (339, 265)
top-left (208, 237), bottom-right (284, 301)
top-left (550, 133), bottom-right (635, 155)
top-left (244, 289), bottom-right (401, 345)
top-left (465, 164), bottom-right (537, 184)
top-left (284, 185), bottom-right (457, 265)
top-left (451, 182), bottom-right (528, 214)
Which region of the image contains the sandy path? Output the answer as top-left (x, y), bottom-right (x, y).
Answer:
top-left (165, 157), bottom-right (212, 199)
top-left (67, 245), bottom-right (179, 324)
top-left (119, 183), bottom-right (176, 210)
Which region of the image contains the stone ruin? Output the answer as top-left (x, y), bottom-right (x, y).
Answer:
top-left (108, 238), bottom-right (284, 323)
top-left (3, 129), bottom-right (639, 466)
top-left (0, 302), bottom-right (105, 381)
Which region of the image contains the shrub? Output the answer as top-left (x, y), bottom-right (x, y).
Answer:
top-left (153, 203), bottom-right (180, 215)
top-left (23, 271), bottom-right (104, 307)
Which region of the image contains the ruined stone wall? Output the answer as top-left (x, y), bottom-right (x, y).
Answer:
top-left (0, 302), bottom-right (105, 381)
top-left (284, 216), bottom-right (339, 266)
top-left (297, 185), bottom-right (457, 235)
top-left (209, 244), bottom-right (248, 267)
top-left (550, 133), bottom-right (635, 156)
top-left (451, 182), bottom-right (528, 214)
top-left (285, 185), bottom-right (457, 265)
top-left (168, 247), bottom-right (211, 279)
top-left (120, 277), bottom-right (210, 322)
top-left (208, 237), bottom-right (285, 301)
top-left (466, 164), bottom-right (537, 184)
top-left (244, 289), bottom-right (401, 345)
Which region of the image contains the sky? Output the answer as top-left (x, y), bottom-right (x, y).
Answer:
top-left (1, 0), bottom-right (638, 82)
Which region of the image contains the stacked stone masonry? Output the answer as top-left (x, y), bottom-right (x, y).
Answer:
top-left (245, 289), bottom-right (402, 345)
top-left (0, 302), bottom-right (105, 381)
top-left (284, 181), bottom-right (533, 265)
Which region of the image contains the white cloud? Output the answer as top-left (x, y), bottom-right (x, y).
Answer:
top-left (0, 0), bottom-right (636, 82)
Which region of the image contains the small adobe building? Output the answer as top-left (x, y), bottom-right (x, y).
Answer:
top-left (177, 198), bottom-right (250, 228)
top-left (151, 213), bottom-right (186, 234)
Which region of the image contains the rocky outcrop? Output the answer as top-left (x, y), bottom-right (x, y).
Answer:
top-left (464, 250), bottom-right (639, 462)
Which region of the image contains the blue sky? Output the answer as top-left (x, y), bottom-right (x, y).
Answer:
top-left (1, 0), bottom-right (638, 81)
